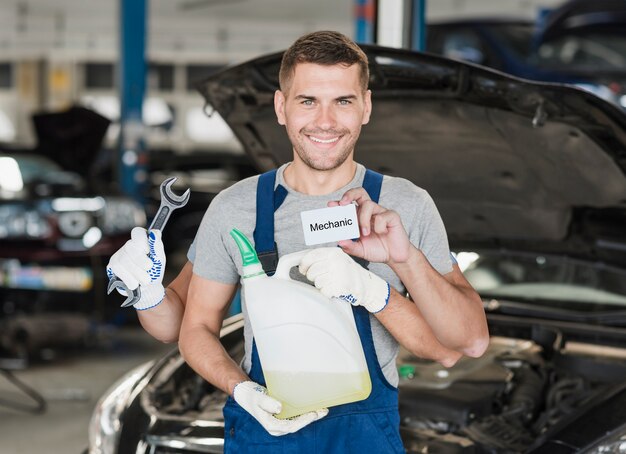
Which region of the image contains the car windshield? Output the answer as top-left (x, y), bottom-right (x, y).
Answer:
top-left (486, 24), bottom-right (626, 72)
top-left (535, 32), bottom-right (626, 71)
top-left (458, 251), bottom-right (626, 309)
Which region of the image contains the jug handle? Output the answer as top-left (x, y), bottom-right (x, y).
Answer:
top-left (273, 250), bottom-right (309, 280)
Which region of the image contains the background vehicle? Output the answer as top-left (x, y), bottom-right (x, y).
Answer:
top-left (88, 44), bottom-right (626, 453)
top-left (427, 0), bottom-right (626, 109)
top-left (0, 108), bottom-right (145, 358)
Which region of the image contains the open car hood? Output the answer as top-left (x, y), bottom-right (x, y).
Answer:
top-left (31, 105), bottom-right (110, 175)
top-left (196, 45), bottom-right (626, 267)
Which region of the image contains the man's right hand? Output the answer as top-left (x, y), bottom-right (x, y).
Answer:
top-left (233, 381), bottom-right (328, 436)
top-left (106, 227), bottom-right (166, 310)
top-left (329, 187), bottom-right (411, 265)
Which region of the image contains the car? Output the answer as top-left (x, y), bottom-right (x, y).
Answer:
top-left (426, 0), bottom-right (626, 109)
top-left (87, 44), bottom-right (626, 453)
top-left (0, 107), bottom-right (146, 358)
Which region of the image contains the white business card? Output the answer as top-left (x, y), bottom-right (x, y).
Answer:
top-left (300, 204), bottom-right (360, 246)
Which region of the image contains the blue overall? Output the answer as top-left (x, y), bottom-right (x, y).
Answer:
top-left (223, 169), bottom-right (405, 453)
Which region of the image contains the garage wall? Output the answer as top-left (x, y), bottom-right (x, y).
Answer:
top-left (0, 0), bottom-right (567, 59)
top-left (0, 0), bottom-right (567, 146)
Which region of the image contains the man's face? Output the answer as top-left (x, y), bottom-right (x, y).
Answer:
top-left (274, 63), bottom-right (371, 171)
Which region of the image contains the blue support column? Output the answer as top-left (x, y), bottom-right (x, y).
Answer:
top-left (119, 0), bottom-right (148, 203)
top-left (411, 0), bottom-right (426, 51)
top-left (355, 0), bottom-right (376, 44)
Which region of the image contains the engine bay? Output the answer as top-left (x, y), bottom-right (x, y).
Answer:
top-left (398, 336), bottom-right (626, 453)
top-left (148, 331), bottom-right (626, 453)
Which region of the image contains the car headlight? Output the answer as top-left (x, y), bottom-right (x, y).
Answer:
top-left (582, 427), bottom-right (626, 453)
top-left (0, 205), bottom-right (51, 239)
top-left (100, 198), bottom-right (146, 235)
top-left (88, 361), bottom-right (153, 454)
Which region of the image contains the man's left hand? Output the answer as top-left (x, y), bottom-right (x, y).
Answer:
top-left (300, 247), bottom-right (390, 313)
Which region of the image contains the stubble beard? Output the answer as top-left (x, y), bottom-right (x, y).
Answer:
top-left (291, 127), bottom-right (360, 171)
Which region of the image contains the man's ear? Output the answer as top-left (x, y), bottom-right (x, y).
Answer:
top-left (362, 89), bottom-right (372, 125)
top-left (274, 90), bottom-right (286, 125)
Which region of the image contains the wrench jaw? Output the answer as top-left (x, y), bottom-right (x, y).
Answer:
top-left (149, 177), bottom-right (191, 231)
top-left (161, 177), bottom-right (191, 207)
top-left (120, 288), bottom-right (141, 308)
top-left (107, 277), bottom-right (141, 307)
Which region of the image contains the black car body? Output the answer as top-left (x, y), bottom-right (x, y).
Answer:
top-left (88, 44), bottom-right (626, 453)
top-left (0, 107), bottom-right (146, 357)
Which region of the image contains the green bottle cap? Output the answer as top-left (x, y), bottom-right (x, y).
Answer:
top-left (230, 228), bottom-right (261, 268)
top-left (398, 364), bottom-right (416, 379)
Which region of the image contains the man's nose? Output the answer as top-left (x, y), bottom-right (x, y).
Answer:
top-left (314, 105), bottom-right (336, 129)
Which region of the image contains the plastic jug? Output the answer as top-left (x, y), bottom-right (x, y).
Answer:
top-left (230, 228), bottom-right (372, 419)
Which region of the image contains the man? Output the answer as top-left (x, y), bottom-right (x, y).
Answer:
top-left (107, 30), bottom-right (488, 452)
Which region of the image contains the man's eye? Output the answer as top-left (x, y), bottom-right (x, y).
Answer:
top-left (338, 99), bottom-right (351, 105)
top-left (302, 99), bottom-right (314, 106)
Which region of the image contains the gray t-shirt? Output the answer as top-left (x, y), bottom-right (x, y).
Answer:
top-left (189, 162), bottom-right (452, 387)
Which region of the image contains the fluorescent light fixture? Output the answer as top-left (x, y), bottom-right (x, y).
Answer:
top-left (52, 197), bottom-right (105, 212)
top-left (0, 157), bottom-right (24, 191)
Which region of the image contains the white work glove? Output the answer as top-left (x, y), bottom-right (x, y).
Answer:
top-left (233, 381), bottom-right (328, 436)
top-left (106, 227), bottom-right (166, 310)
top-left (300, 247), bottom-right (390, 313)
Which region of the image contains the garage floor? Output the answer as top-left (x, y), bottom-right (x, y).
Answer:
top-left (0, 325), bottom-right (173, 454)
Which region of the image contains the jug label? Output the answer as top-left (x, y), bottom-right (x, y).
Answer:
top-left (301, 204), bottom-right (360, 246)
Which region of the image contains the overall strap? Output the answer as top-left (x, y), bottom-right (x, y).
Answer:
top-left (362, 169), bottom-right (383, 204)
top-left (249, 169), bottom-right (288, 386)
top-left (253, 169), bottom-right (288, 276)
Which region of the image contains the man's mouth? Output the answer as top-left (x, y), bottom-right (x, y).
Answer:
top-left (308, 135), bottom-right (340, 144)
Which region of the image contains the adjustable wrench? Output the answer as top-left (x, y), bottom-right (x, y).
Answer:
top-left (107, 177), bottom-right (190, 307)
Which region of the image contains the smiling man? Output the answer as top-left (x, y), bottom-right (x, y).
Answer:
top-left (107, 30), bottom-right (488, 453)
top-left (276, 61), bottom-right (370, 177)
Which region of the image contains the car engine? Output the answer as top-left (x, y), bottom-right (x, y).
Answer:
top-left (149, 333), bottom-right (626, 454)
top-left (398, 335), bottom-right (626, 453)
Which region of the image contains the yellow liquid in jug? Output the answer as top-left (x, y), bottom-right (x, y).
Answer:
top-left (265, 370), bottom-right (372, 419)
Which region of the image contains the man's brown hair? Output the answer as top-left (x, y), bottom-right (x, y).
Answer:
top-left (279, 30), bottom-right (370, 93)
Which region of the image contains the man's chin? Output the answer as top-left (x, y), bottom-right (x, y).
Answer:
top-left (306, 159), bottom-right (347, 172)
top-left (296, 150), bottom-right (353, 172)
